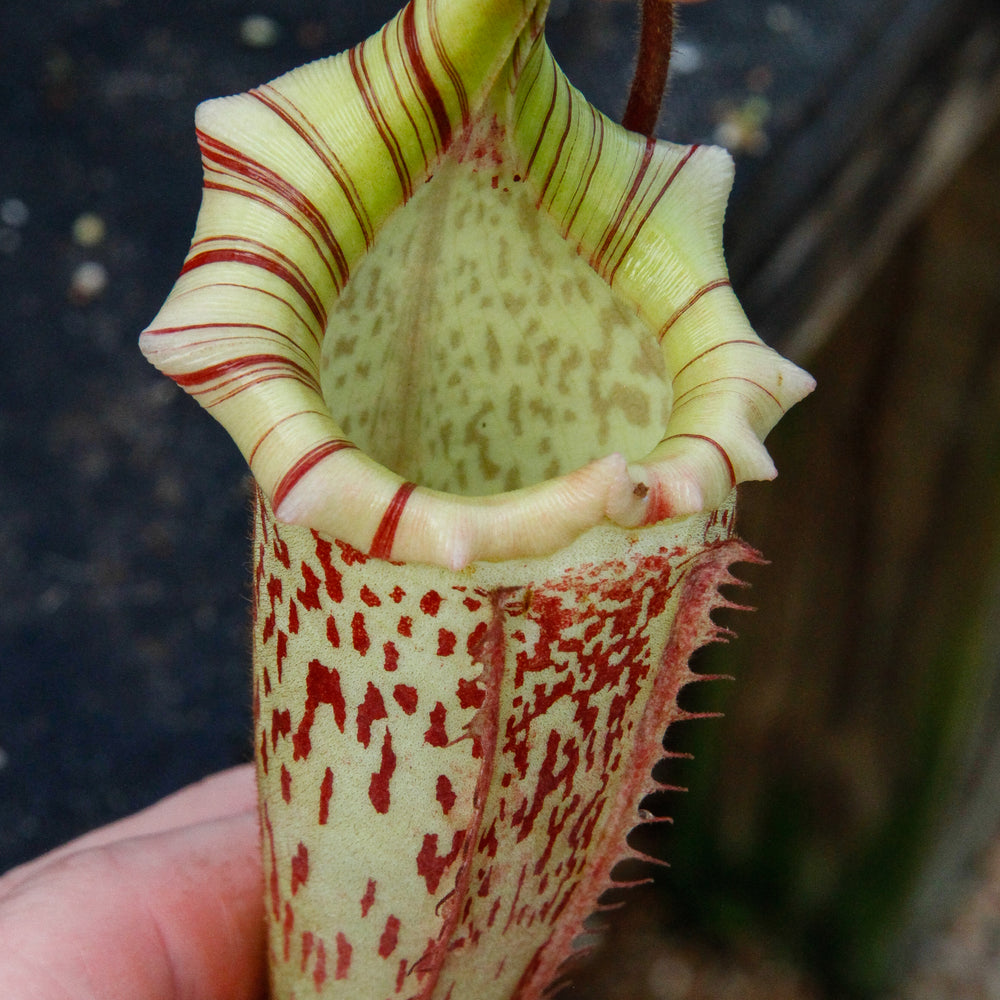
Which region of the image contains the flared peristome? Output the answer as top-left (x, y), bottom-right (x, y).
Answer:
top-left (140, 0), bottom-right (813, 569)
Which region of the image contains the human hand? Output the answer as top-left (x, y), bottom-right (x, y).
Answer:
top-left (0, 765), bottom-right (266, 1000)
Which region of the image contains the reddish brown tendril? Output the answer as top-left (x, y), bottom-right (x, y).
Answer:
top-left (622, 0), bottom-right (675, 137)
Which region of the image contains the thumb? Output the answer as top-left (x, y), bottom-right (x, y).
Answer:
top-left (0, 786), bottom-right (265, 1000)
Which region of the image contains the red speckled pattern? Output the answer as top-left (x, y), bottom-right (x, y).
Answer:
top-left (252, 487), bottom-right (753, 999)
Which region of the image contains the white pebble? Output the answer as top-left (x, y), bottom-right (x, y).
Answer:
top-left (0, 198), bottom-right (29, 228)
top-left (765, 3), bottom-right (798, 33)
top-left (72, 212), bottom-right (106, 247)
top-left (671, 41), bottom-right (703, 76)
top-left (70, 261), bottom-right (108, 302)
top-left (240, 14), bottom-right (280, 48)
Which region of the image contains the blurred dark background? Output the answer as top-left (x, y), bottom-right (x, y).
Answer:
top-left (2, 0), bottom-right (999, 996)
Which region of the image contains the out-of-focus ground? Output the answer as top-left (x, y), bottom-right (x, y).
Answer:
top-left (566, 825), bottom-right (1000, 999)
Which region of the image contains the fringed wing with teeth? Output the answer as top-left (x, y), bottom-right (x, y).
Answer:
top-left (253, 490), bottom-right (754, 999)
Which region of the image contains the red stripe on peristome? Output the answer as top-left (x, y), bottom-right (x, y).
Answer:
top-left (369, 481), bottom-right (418, 560)
top-left (402, 2), bottom-right (452, 152)
top-left (386, 17), bottom-right (431, 169)
top-left (608, 144), bottom-right (699, 285)
top-left (425, 0), bottom-right (469, 131)
top-left (272, 439), bottom-right (357, 511)
top-left (521, 53), bottom-right (558, 183)
top-left (170, 352), bottom-right (315, 390)
top-left (144, 320), bottom-right (296, 340)
top-left (143, 319), bottom-right (317, 364)
top-left (203, 178), bottom-right (345, 294)
top-left (657, 279), bottom-right (734, 344)
top-left (271, 439), bottom-right (358, 511)
top-left (188, 366), bottom-right (319, 410)
top-left (664, 432), bottom-right (737, 488)
top-left (671, 375), bottom-right (782, 412)
top-left (670, 336), bottom-right (760, 382)
top-left (198, 130), bottom-right (351, 289)
top-left (248, 409), bottom-right (330, 465)
top-left (593, 136), bottom-right (656, 276)
top-left (181, 244), bottom-right (328, 330)
top-left (535, 71), bottom-right (574, 210)
top-left (562, 110), bottom-right (604, 236)
top-left (190, 280), bottom-right (322, 350)
top-left (248, 87), bottom-right (375, 250)
top-left (349, 40), bottom-right (413, 201)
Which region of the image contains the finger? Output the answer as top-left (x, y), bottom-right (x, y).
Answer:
top-left (0, 806), bottom-right (266, 1000)
top-left (1, 764), bottom-right (257, 893)
top-left (55, 765), bottom-right (258, 855)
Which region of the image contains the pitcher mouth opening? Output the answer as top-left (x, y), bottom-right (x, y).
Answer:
top-left (318, 150), bottom-right (672, 501)
top-left (138, 12), bottom-right (814, 571)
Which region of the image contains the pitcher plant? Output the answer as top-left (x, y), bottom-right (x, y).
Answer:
top-left (139, 0), bottom-right (814, 996)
